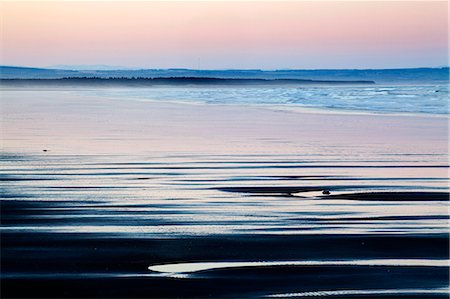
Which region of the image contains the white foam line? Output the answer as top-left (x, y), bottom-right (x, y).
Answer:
top-left (148, 259), bottom-right (449, 274)
top-left (266, 287), bottom-right (450, 297)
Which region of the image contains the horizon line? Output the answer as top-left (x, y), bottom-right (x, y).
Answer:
top-left (1, 65), bottom-right (449, 72)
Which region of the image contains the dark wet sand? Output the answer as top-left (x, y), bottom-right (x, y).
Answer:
top-left (2, 190), bottom-right (449, 298)
top-left (2, 231), bottom-right (449, 298)
top-left (1, 89), bottom-right (449, 298)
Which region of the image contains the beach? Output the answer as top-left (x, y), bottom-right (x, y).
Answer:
top-left (1, 86), bottom-right (449, 298)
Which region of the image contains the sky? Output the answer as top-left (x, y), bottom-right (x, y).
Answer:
top-left (1, 1), bottom-right (448, 69)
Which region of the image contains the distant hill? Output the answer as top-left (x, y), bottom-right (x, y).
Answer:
top-left (0, 66), bottom-right (448, 83)
top-left (0, 77), bottom-right (375, 86)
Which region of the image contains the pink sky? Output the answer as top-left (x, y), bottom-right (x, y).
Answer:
top-left (1, 1), bottom-right (448, 69)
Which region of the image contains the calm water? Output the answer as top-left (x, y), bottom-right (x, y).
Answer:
top-left (1, 85), bottom-right (449, 298)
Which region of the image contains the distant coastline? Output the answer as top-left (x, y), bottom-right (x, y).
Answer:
top-left (0, 66), bottom-right (448, 83)
top-left (0, 77), bottom-right (375, 86)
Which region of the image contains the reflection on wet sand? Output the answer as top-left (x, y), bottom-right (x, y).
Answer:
top-left (148, 259), bottom-right (449, 275)
top-left (1, 89), bottom-right (449, 298)
top-left (2, 153), bottom-right (449, 298)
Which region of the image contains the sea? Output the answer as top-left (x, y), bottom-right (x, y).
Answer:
top-left (78, 83), bottom-right (449, 116)
top-left (1, 68), bottom-right (449, 298)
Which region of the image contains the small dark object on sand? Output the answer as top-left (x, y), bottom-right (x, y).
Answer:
top-left (42, 149), bottom-right (48, 152)
top-left (322, 190), bottom-right (330, 195)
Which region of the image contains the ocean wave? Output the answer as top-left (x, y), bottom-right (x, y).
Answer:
top-left (75, 84), bottom-right (449, 115)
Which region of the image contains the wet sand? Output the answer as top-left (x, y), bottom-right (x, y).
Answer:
top-left (1, 87), bottom-right (449, 298)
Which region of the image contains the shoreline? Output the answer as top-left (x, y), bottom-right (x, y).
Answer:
top-left (2, 87), bottom-right (448, 156)
top-left (1, 86), bottom-right (448, 298)
top-left (2, 85), bottom-right (448, 119)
